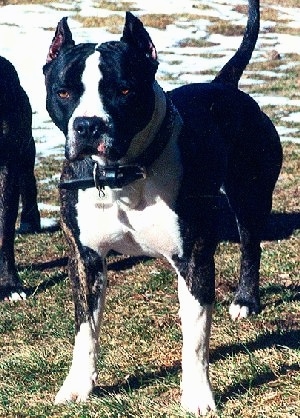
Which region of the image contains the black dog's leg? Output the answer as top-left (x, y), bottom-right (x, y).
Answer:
top-left (18, 136), bottom-right (41, 234)
top-left (225, 116), bottom-right (282, 320)
top-left (173, 199), bottom-right (218, 415)
top-left (0, 170), bottom-right (24, 300)
top-left (230, 219), bottom-right (262, 318)
top-left (55, 187), bottom-right (107, 404)
top-left (226, 181), bottom-right (278, 319)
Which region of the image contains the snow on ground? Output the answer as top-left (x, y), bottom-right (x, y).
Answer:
top-left (0, 0), bottom-right (299, 158)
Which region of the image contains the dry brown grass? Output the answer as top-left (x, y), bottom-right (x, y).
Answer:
top-left (262, 0), bottom-right (299, 6)
top-left (75, 14), bottom-right (125, 32)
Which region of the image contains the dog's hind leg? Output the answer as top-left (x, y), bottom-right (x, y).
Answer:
top-left (225, 112), bottom-right (282, 320)
top-left (229, 218), bottom-right (263, 319)
top-left (228, 187), bottom-right (275, 320)
top-left (226, 162), bottom-right (281, 319)
top-left (55, 246), bottom-right (107, 404)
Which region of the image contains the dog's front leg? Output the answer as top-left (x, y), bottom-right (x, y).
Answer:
top-left (174, 231), bottom-right (217, 415)
top-left (55, 242), bottom-right (107, 404)
top-left (177, 279), bottom-right (215, 415)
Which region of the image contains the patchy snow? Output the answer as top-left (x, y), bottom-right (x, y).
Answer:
top-left (283, 112), bottom-right (300, 123)
top-left (252, 96), bottom-right (300, 107)
top-left (38, 203), bottom-right (61, 212)
top-left (0, 0), bottom-right (298, 158)
top-left (40, 217), bottom-right (60, 230)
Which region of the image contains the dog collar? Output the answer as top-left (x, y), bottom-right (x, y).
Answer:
top-left (59, 163), bottom-right (146, 193)
top-left (130, 96), bottom-right (179, 168)
top-left (59, 96), bottom-right (180, 193)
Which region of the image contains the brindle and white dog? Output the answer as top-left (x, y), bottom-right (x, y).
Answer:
top-left (43, 0), bottom-right (282, 414)
top-left (0, 56), bottom-right (40, 301)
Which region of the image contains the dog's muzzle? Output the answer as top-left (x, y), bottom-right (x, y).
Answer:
top-left (59, 162), bottom-right (146, 194)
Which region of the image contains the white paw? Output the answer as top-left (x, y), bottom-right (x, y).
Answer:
top-left (181, 383), bottom-right (216, 416)
top-left (8, 291), bottom-right (27, 301)
top-left (54, 372), bottom-right (97, 404)
top-left (229, 302), bottom-right (250, 320)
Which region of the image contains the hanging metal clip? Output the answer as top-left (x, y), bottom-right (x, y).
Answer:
top-left (93, 163), bottom-right (146, 197)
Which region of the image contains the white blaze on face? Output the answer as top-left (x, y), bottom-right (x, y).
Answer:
top-left (76, 50), bottom-right (107, 118)
top-left (67, 50), bottom-right (109, 159)
top-left (69, 50), bottom-right (109, 123)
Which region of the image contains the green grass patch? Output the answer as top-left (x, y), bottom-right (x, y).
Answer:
top-left (0, 141), bottom-right (298, 417)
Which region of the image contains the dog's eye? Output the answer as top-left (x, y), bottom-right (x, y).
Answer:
top-left (57, 89), bottom-right (70, 99)
top-left (120, 89), bottom-right (130, 96)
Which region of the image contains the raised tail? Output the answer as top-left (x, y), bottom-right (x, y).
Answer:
top-left (213, 0), bottom-right (259, 87)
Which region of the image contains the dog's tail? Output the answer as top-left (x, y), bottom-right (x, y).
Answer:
top-left (213, 0), bottom-right (259, 87)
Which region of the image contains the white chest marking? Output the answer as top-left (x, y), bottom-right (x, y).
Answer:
top-left (76, 185), bottom-right (182, 258)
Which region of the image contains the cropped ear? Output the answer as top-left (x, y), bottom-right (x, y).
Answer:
top-left (46, 17), bottom-right (75, 64)
top-left (121, 12), bottom-right (158, 63)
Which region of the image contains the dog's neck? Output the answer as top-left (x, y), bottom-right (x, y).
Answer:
top-left (120, 81), bottom-right (167, 163)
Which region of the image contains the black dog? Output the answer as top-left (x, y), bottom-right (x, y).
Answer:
top-left (43, 0), bottom-right (282, 413)
top-left (0, 56), bottom-right (40, 301)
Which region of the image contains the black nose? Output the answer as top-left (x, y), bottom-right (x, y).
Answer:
top-left (73, 116), bottom-right (105, 139)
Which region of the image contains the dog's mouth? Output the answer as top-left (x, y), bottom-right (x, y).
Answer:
top-left (66, 116), bottom-right (128, 163)
top-left (67, 141), bottom-right (127, 168)
top-left (96, 141), bottom-right (106, 156)
top-left (63, 116), bottom-right (146, 191)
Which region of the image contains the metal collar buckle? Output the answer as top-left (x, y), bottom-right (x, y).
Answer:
top-left (93, 163), bottom-right (145, 196)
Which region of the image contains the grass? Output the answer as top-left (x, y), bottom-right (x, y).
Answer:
top-left (75, 14), bottom-right (125, 32)
top-left (0, 0), bottom-right (300, 417)
top-left (0, 143), bottom-right (299, 417)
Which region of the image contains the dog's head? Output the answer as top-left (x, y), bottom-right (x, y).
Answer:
top-left (43, 13), bottom-right (165, 164)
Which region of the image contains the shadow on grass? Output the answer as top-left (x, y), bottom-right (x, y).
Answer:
top-left (261, 283), bottom-right (300, 307)
top-left (217, 362), bottom-right (300, 409)
top-left (18, 257), bottom-right (68, 297)
top-left (218, 197), bottom-right (300, 242)
top-left (93, 361), bottom-right (181, 397)
top-left (108, 255), bottom-right (151, 271)
top-left (92, 330), bottom-right (299, 404)
top-left (26, 271), bottom-right (68, 297)
top-left (19, 257), bottom-right (68, 272)
top-left (212, 329), bottom-right (300, 361)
